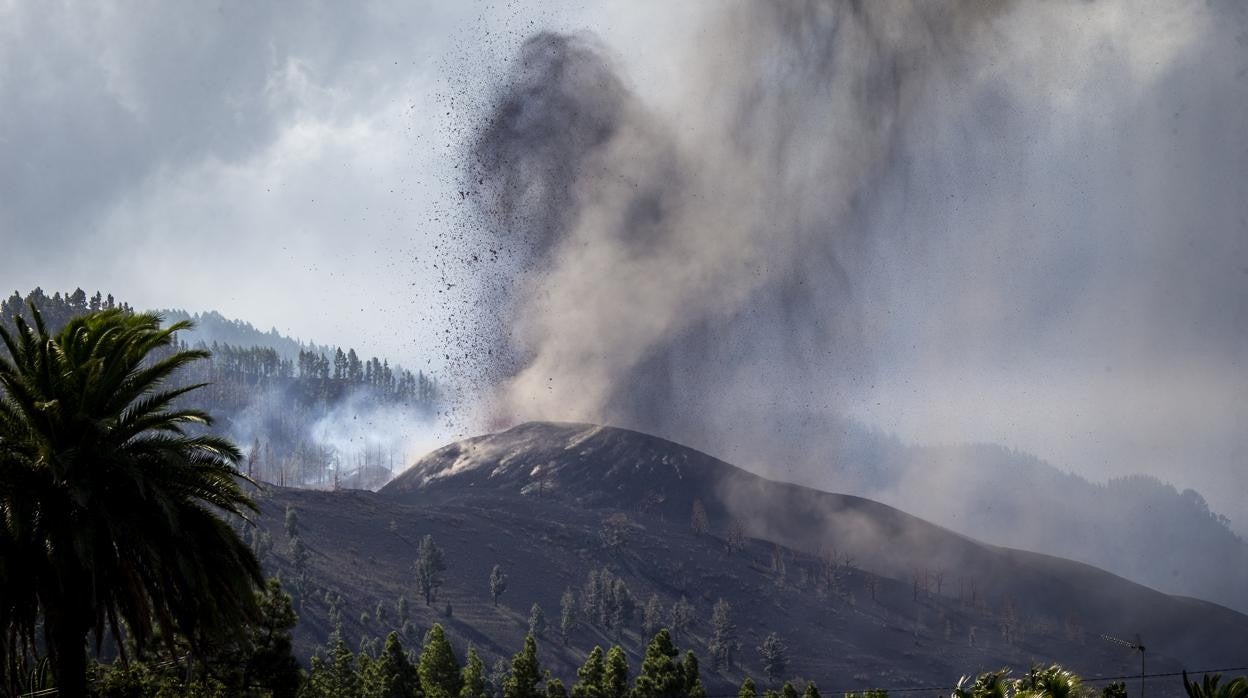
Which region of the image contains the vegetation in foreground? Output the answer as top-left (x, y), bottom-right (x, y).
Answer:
top-left (0, 306), bottom-right (263, 695)
top-left (51, 619), bottom-right (1248, 698)
top-left (2, 304), bottom-right (1246, 697)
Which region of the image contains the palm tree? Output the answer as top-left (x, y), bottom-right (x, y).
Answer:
top-left (953, 666), bottom-right (1094, 698)
top-left (952, 670), bottom-right (1011, 698)
top-left (1183, 672), bottom-right (1248, 698)
top-left (1013, 665), bottom-right (1085, 698)
top-left (0, 306), bottom-right (262, 695)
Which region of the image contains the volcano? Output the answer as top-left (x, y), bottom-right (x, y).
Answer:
top-left (258, 422), bottom-right (1248, 693)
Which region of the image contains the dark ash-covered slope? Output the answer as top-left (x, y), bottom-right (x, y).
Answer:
top-left (382, 422), bottom-right (1248, 667)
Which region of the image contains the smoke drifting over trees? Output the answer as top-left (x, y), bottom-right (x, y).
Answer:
top-left (2, 288), bottom-right (445, 489)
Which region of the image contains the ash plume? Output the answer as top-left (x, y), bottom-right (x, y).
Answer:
top-left (457, 0), bottom-right (1247, 550)
top-left (468, 2), bottom-right (990, 425)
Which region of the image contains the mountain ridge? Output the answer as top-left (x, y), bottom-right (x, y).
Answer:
top-left (380, 422), bottom-right (1248, 662)
top-left (256, 422), bottom-right (1248, 694)
top-left (605, 414), bottom-right (1248, 613)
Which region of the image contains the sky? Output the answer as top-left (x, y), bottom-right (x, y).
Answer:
top-left (1, 2), bottom-right (1245, 520)
top-left (0, 0), bottom-right (641, 364)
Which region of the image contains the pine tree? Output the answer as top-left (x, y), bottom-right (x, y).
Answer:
top-left (490, 658), bottom-right (512, 698)
top-left (758, 633), bottom-right (788, 684)
top-left (326, 591), bottom-right (345, 629)
top-left (599, 569), bottom-right (618, 629)
top-left (290, 536), bottom-right (310, 576)
top-left (601, 646), bottom-right (630, 698)
top-left (739, 678), bottom-right (759, 698)
top-left (572, 647), bottom-right (606, 698)
top-left (633, 629), bottom-right (684, 698)
top-left (461, 647), bottom-right (488, 698)
top-left (306, 630), bottom-right (361, 697)
top-left (691, 499), bottom-right (710, 534)
top-left (67, 288), bottom-right (87, 313)
top-left (504, 635), bottom-right (544, 698)
top-left (611, 580), bottom-right (634, 634)
top-left (344, 348), bottom-right (361, 383)
top-left (366, 631), bottom-right (421, 698)
top-left (247, 437), bottom-right (262, 481)
top-left (560, 589), bottom-right (577, 646)
top-left (546, 678), bottom-right (569, 698)
top-left (285, 505), bottom-right (299, 539)
top-left (529, 603), bottom-right (548, 637)
top-left (239, 578), bottom-right (302, 698)
top-left (802, 682), bottom-right (822, 698)
top-left (334, 348), bottom-right (347, 381)
top-left (376, 600), bottom-right (389, 626)
top-left (415, 535), bottom-right (448, 605)
top-left (781, 682), bottom-right (799, 698)
top-left (397, 596), bottom-right (410, 624)
top-left (583, 569), bottom-right (604, 627)
top-left (709, 599), bottom-right (739, 671)
top-left (360, 640), bottom-right (381, 689)
top-left (491, 565), bottom-right (509, 607)
top-left (420, 624), bottom-right (463, 698)
top-left (642, 594), bottom-right (664, 639)
top-left (668, 598), bottom-right (695, 644)
top-left (681, 651), bottom-right (705, 698)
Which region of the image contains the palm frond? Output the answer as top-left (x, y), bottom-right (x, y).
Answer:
top-left (0, 307), bottom-right (261, 692)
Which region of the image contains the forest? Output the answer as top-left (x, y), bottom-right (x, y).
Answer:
top-left (1, 288), bottom-right (441, 488)
top-left (3, 295), bottom-right (1246, 698)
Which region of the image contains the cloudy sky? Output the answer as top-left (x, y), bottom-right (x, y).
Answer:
top-left (2, 1), bottom-right (1245, 520)
top-left (0, 0), bottom-right (678, 362)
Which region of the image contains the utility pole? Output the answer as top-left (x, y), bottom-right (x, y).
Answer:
top-left (1101, 634), bottom-right (1146, 698)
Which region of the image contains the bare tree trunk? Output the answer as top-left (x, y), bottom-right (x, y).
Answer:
top-left (49, 617), bottom-right (87, 698)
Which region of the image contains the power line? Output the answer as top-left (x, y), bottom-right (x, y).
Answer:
top-left (19, 661), bottom-right (1248, 697)
top-left (697, 664), bottom-right (1248, 698)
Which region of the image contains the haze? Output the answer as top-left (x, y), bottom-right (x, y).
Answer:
top-left (2, 1), bottom-right (1244, 527)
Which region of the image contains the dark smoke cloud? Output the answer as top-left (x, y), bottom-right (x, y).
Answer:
top-left (468, 2), bottom-right (994, 417)
top-left (466, 1), bottom-right (1011, 442)
top-left (460, 0), bottom-right (1248, 603)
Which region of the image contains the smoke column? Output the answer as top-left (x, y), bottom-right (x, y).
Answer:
top-left (468, 1), bottom-right (995, 430)
top-left (457, 0), bottom-right (1245, 519)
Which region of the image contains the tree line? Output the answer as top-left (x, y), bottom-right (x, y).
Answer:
top-left (69, 595), bottom-right (1248, 698)
top-left (3, 288), bottom-right (440, 410)
top-left (3, 288), bottom-right (442, 489)
top-left (1, 287), bottom-right (131, 333)
top-left (3, 303), bottom-right (1244, 698)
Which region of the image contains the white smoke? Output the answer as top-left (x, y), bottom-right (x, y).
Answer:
top-left (308, 390), bottom-right (452, 488)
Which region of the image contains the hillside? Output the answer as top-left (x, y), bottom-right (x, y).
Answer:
top-left (253, 423), bottom-right (1248, 695)
top-left (160, 307), bottom-right (334, 360)
top-left (9, 288), bottom-right (1246, 616)
top-left (2, 288), bottom-right (442, 489)
top-left (648, 413), bottom-right (1248, 614)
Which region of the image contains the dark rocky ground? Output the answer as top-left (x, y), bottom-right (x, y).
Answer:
top-left (254, 422), bottom-right (1248, 695)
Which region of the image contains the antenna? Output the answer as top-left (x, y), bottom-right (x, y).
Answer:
top-left (1101, 634), bottom-right (1146, 698)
